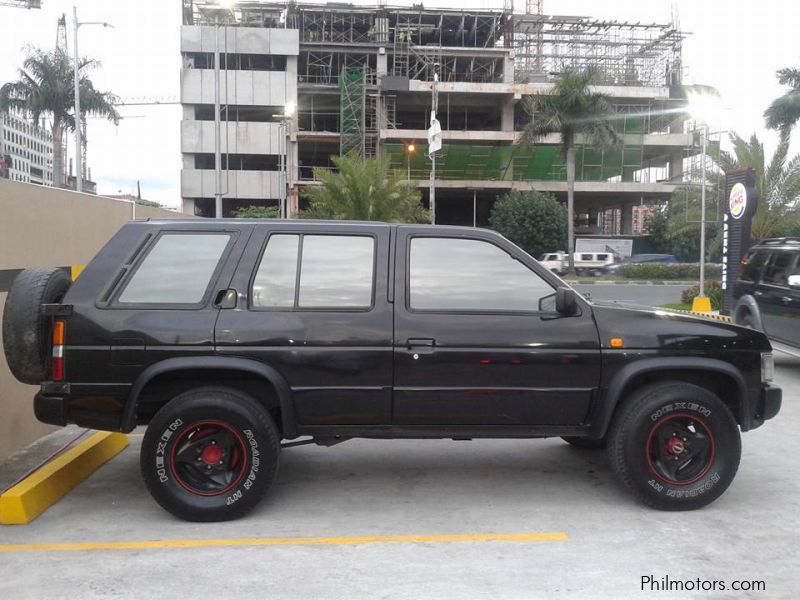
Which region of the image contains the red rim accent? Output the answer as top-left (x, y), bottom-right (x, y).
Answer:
top-left (645, 412), bottom-right (716, 486)
top-left (169, 420), bottom-right (248, 497)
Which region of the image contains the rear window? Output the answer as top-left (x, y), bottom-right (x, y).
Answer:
top-left (762, 252), bottom-right (797, 286)
top-left (740, 251), bottom-right (769, 282)
top-left (117, 233), bottom-right (231, 304)
top-left (251, 234), bottom-right (375, 309)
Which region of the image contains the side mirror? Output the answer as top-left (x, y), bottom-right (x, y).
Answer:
top-left (788, 275), bottom-right (800, 288)
top-left (556, 286), bottom-right (577, 316)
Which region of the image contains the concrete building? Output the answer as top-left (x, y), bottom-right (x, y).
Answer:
top-left (0, 111), bottom-right (54, 187)
top-left (180, 1), bottom-right (701, 232)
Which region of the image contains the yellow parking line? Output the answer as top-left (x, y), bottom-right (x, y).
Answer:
top-left (0, 532), bottom-right (568, 553)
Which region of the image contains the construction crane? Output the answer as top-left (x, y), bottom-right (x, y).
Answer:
top-left (0, 0), bottom-right (41, 8)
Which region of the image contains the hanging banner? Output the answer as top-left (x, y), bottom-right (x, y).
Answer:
top-left (721, 168), bottom-right (758, 315)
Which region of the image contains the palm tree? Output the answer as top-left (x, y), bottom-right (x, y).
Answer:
top-left (713, 130), bottom-right (800, 240)
top-left (764, 68), bottom-right (800, 134)
top-left (518, 69), bottom-right (619, 275)
top-left (301, 153), bottom-right (429, 223)
top-left (0, 47), bottom-right (119, 188)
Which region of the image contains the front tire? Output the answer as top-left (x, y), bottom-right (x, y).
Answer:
top-left (140, 387), bottom-right (280, 522)
top-left (607, 382), bottom-right (741, 510)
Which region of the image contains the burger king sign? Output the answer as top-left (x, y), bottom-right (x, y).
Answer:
top-left (729, 182), bottom-right (747, 220)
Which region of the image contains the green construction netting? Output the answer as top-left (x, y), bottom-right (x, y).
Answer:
top-left (385, 143), bottom-right (644, 182)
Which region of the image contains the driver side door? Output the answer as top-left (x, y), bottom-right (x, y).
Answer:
top-left (392, 229), bottom-right (602, 427)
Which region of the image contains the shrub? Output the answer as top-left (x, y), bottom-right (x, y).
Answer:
top-left (681, 280), bottom-right (722, 309)
top-left (616, 263), bottom-right (722, 280)
top-left (489, 190), bottom-right (567, 257)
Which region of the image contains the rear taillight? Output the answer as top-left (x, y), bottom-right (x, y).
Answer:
top-left (51, 320), bottom-right (65, 381)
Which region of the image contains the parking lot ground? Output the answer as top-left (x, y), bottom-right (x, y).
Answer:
top-left (1, 354), bottom-right (798, 599)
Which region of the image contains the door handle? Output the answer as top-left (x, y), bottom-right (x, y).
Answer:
top-left (754, 290), bottom-right (763, 296)
top-left (782, 296), bottom-right (793, 304)
top-left (407, 338), bottom-right (435, 348)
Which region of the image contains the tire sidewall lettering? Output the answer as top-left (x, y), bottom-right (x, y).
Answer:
top-left (155, 419), bottom-right (262, 504)
top-left (649, 401), bottom-right (711, 422)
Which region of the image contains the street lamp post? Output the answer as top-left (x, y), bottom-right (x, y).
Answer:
top-left (272, 101), bottom-right (295, 219)
top-left (405, 142), bottom-right (416, 183)
top-left (72, 6), bottom-right (111, 193)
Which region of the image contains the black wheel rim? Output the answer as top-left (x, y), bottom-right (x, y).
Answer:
top-left (169, 420), bottom-right (247, 496)
top-left (645, 413), bottom-right (715, 485)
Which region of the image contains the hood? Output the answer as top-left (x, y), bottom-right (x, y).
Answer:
top-left (588, 300), bottom-right (771, 352)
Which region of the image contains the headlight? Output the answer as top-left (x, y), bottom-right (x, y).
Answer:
top-left (761, 352), bottom-right (774, 383)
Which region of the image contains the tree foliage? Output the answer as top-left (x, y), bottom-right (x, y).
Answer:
top-left (0, 47), bottom-right (119, 187)
top-left (764, 67), bottom-right (800, 133)
top-left (301, 154), bottom-right (429, 223)
top-left (489, 190), bottom-right (567, 257)
top-left (712, 130), bottom-right (800, 239)
top-left (233, 205), bottom-right (279, 218)
top-left (517, 68), bottom-right (620, 274)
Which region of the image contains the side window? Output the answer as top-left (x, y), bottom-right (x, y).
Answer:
top-left (740, 251), bottom-right (769, 281)
top-left (409, 237), bottom-right (554, 312)
top-left (580, 254), bottom-right (593, 261)
top-left (762, 252), bottom-right (797, 286)
top-left (251, 234), bottom-right (375, 309)
top-left (117, 233), bottom-right (231, 304)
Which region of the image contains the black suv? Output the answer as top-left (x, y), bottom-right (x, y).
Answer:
top-left (2, 220), bottom-right (782, 521)
top-left (733, 237), bottom-right (800, 346)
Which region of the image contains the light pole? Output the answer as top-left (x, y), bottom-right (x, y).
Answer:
top-left (72, 6), bottom-right (111, 193)
top-left (405, 142), bottom-right (416, 183)
top-left (272, 101), bottom-right (295, 219)
top-left (685, 85), bottom-right (722, 312)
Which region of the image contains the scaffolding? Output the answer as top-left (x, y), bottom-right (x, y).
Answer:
top-left (513, 14), bottom-right (684, 87)
top-left (339, 67), bottom-right (378, 159)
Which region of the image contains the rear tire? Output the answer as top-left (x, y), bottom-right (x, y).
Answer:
top-left (2, 268), bottom-right (71, 384)
top-left (140, 387), bottom-right (280, 522)
top-left (607, 381), bottom-right (741, 510)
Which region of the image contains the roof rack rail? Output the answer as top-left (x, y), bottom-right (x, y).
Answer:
top-left (759, 237), bottom-right (800, 245)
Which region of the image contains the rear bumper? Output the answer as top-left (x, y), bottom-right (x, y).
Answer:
top-left (34, 382), bottom-right (127, 431)
top-left (34, 391), bottom-right (70, 426)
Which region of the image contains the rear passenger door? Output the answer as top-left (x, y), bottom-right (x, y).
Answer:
top-left (392, 228), bottom-right (602, 427)
top-left (758, 251), bottom-right (800, 342)
top-left (214, 224), bottom-right (393, 427)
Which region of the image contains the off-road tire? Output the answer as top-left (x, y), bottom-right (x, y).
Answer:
top-left (141, 387), bottom-right (281, 522)
top-left (2, 267), bottom-right (71, 384)
top-left (607, 381), bottom-right (741, 510)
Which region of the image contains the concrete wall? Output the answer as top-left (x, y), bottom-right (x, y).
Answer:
top-left (181, 120), bottom-right (284, 154)
top-left (0, 180), bottom-right (186, 462)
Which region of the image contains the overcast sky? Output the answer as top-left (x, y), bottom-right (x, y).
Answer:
top-left (1, 0), bottom-right (798, 208)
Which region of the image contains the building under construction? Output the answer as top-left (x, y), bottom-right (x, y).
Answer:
top-left (180, 1), bottom-right (700, 233)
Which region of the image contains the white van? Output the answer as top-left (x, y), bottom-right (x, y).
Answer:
top-left (539, 252), bottom-right (568, 275)
top-left (573, 252), bottom-right (616, 275)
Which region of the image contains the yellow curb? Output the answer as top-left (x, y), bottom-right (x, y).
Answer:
top-left (665, 308), bottom-right (732, 323)
top-left (691, 296), bottom-right (713, 313)
top-left (0, 432), bottom-right (128, 525)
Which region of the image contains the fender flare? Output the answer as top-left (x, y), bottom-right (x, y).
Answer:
top-left (590, 357), bottom-right (750, 438)
top-left (732, 295), bottom-right (764, 330)
top-left (120, 356), bottom-right (297, 437)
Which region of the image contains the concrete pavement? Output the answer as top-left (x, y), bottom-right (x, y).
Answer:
top-left (1, 352), bottom-right (797, 599)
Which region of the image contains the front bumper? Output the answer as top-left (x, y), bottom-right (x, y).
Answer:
top-left (758, 384), bottom-right (782, 422)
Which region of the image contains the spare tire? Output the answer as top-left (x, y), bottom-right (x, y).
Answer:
top-left (2, 268), bottom-right (71, 385)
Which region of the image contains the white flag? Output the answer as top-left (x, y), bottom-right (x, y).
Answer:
top-left (428, 110), bottom-right (442, 157)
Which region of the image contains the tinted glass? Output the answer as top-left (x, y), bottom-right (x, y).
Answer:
top-left (409, 237), bottom-right (554, 312)
top-left (252, 234), bottom-right (299, 308)
top-left (762, 252), bottom-right (797, 286)
top-left (298, 236), bottom-right (375, 307)
top-left (741, 251), bottom-right (769, 281)
top-left (118, 233), bottom-right (230, 304)
top-left (580, 254), bottom-right (593, 261)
